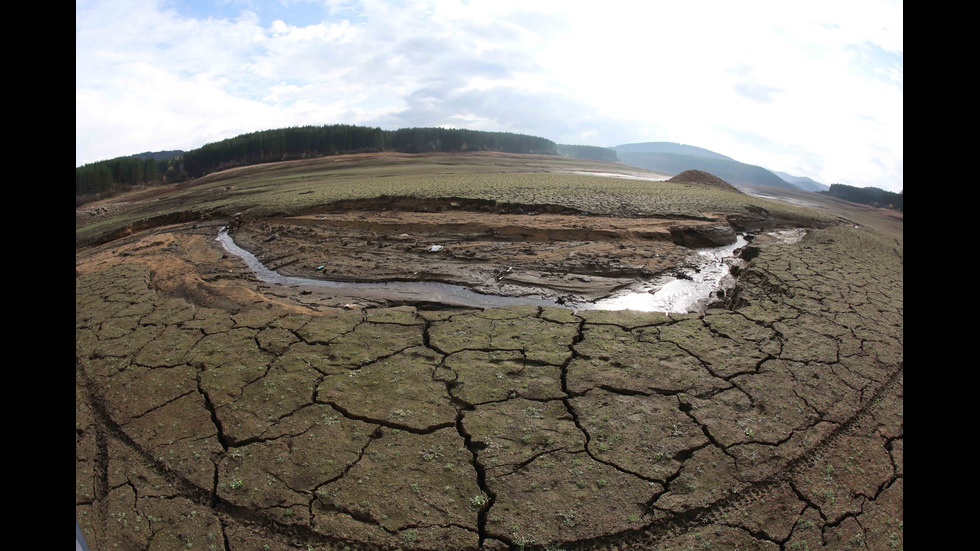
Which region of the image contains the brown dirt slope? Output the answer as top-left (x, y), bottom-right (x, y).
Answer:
top-left (669, 169), bottom-right (743, 194)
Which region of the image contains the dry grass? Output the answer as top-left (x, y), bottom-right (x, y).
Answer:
top-left (76, 152), bottom-right (835, 247)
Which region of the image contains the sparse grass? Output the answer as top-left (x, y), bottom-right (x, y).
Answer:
top-left (75, 152), bottom-right (833, 247)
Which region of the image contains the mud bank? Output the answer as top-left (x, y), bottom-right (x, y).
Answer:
top-left (584, 234), bottom-right (748, 312)
top-left (216, 228), bottom-right (558, 310)
top-left (218, 228), bottom-right (751, 313)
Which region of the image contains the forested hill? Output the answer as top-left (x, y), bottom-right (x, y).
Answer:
top-left (76, 125), bottom-right (558, 200)
top-left (556, 144), bottom-right (619, 162)
top-left (132, 150), bottom-right (185, 162)
top-left (820, 184), bottom-right (903, 211)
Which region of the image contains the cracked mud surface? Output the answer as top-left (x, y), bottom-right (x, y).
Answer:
top-left (77, 213), bottom-right (902, 550)
top-left (77, 153), bottom-right (901, 551)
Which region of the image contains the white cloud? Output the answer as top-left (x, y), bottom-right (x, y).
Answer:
top-left (76, 0), bottom-right (902, 191)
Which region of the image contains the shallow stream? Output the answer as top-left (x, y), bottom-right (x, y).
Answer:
top-left (217, 229), bottom-right (748, 313)
top-left (581, 235), bottom-right (747, 313)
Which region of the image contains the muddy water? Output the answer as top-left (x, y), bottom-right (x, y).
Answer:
top-left (217, 228), bottom-right (748, 313)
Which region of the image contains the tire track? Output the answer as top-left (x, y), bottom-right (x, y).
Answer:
top-left (565, 361), bottom-right (903, 550)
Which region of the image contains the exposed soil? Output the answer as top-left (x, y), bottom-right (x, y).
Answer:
top-left (226, 197), bottom-right (741, 308)
top-left (668, 170), bottom-right (743, 194)
top-left (76, 157), bottom-right (902, 551)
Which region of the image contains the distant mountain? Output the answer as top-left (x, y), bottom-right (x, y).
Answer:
top-left (772, 170), bottom-right (829, 192)
top-left (613, 142), bottom-right (733, 161)
top-left (820, 184), bottom-right (902, 212)
top-left (612, 142), bottom-right (797, 190)
top-left (556, 144), bottom-right (619, 162)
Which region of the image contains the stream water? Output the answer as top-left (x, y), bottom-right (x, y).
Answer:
top-left (581, 235), bottom-right (747, 313)
top-left (217, 229), bottom-right (748, 313)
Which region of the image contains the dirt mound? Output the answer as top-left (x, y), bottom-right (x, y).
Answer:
top-left (668, 170), bottom-right (742, 193)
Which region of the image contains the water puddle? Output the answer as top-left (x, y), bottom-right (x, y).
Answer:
top-left (767, 228), bottom-right (807, 244)
top-left (566, 170), bottom-right (670, 182)
top-left (216, 229), bottom-right (557, 309)
top-left (581, 235), bottom-right (748, 313)
top-left (217, 228), bottom-right (748, 313)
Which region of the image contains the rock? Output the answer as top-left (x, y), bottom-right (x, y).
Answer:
top-left (740, 246), bottom-right (761, 262)
top-left (669, 224), bottom-right (737, 248)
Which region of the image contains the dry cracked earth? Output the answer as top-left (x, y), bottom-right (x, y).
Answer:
top-left (76, 218), bottom-right (903, 551)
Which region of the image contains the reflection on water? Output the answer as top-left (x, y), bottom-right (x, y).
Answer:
top-left (217, 228), bottom-right (747, 313)
top-left (566, 171), bottom-right (670, 182)
top-left (216, 228), bottom-right (557, 309)
top-left (583, 235), bottom-right (748, 313)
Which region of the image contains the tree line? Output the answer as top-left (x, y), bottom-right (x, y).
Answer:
top-left (385, 127), bottom-right (556, 156)
top-left (76, 124), bottom-right (560, 202)
top-left (75, 156), bottom-right (170, 201)
top-left (819, 184), bottom-right (903, 212)
top-left (556, 144), bottom-right (619, 162)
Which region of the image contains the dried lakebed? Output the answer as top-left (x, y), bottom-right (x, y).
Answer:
top-left (218, 227), bottom-right (750, 313)
top-left (222, 203), bottom-right (764, 314)
top-left (76, 219), bottom-right (903, 550)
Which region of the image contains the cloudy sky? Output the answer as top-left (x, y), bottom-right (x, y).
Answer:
top-left (76, 0), bottom-right (903, 192)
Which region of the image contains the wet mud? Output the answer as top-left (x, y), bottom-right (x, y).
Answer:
top-left (226, 197), bottom-right (740, 311)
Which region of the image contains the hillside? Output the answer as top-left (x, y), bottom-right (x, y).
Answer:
top-left (611, 142), bottom-right (820, 191)
top-left (773, 170), bottom-right (829, 192)
top-left (76, 125), bottom-right (560, 202)
top-left (615, 149), bottom-right (796, 190)
top-left (614, 141), bottom-right (734, 161)
top-left (556, 143), bottom-right (619, 162)
top-left (79, 133), bottom-right (838, 207)
top-left (131, 150), bottom-right (184, 162)
top-left (821, 183), bottom-right (903, 211)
